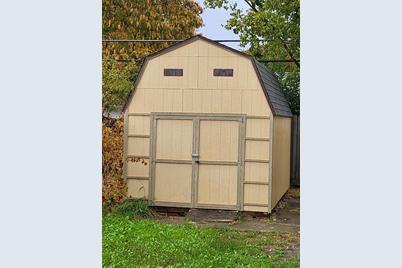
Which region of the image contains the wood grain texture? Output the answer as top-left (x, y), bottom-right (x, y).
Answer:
top-left (127, 159), bottom-right (149, 177)
top-left (199, 120), bottom-right (239, 162)
top-left (197, 164), bottom-right (238, 206)
top-left (246, 118), bottom-right (270, 138)
top-left (244, 162), bottom-right (269, 183)
top-left (244, 184), bottom-right (269, 205)
top-left (128, 115), bottom-right (150, 135)
top-left (243, 205), bottom-right (269, 212)
top-left (124, 38), bottom-right (274, 212)
top-left (127, 179), bottom-right (148, 199)
top-left (127, 137), bottom-right (149, 157)
top-left (271, 117), bottom-right (292, 209)
top-left (245, 140), bottom-right (270, 160)
top-left (156, 119), bottom-right (193, 160)
top-left (154, 163), bottom-right (192, 203)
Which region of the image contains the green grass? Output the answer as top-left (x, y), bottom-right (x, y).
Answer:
top-left (112, 199), bottom-right (151, 218)
top-left (103, 214), bottom-right (299, 268)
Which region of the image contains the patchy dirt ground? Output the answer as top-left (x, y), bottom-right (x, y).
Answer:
top-left (156, 187), bottom-right (300, 233)
top-left (155, 188), bottom-right (300, 260)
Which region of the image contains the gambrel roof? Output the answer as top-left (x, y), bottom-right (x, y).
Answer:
top-left (253, 59), bottom-right (293, 117)
top-left (123, 35), bottom-right (292, 117)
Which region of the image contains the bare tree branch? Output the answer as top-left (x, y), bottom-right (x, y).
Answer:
top-left (279, 37), bottom-right (300, 68)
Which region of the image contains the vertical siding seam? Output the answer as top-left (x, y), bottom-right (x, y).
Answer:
top-left (268, 116), bottom-right (274, 213)
top-left (239, 115), bottom-right (246, 211)
top-left (148, 114), bottom-right (157, 204)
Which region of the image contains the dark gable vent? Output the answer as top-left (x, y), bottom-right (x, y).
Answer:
top-left (213, 68), bottom-right (234, 77)
top-left (164, 68), bottom-right (183, 76)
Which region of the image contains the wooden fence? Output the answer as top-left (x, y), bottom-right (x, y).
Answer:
top-left (290, 115), bottom-right (300, 186)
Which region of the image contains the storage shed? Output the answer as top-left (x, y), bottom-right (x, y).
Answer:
top-left (123, 35), bottom-right (292, 213)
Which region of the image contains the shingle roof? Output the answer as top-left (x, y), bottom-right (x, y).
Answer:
top-left (123, 35), bottom-right (293, 117)
top-left (252, 59), bottom-right (293, 117)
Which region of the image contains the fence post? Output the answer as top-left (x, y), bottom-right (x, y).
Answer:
top-left (290, 115), bottom-right (300, 186)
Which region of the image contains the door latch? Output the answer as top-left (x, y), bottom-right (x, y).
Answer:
top-left (192, 153), bottom-right (199, 163)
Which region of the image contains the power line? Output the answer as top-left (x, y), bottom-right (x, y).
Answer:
top-left (107, 58), bottom-right (297, 63)
top-left (103, 39), bottom-right (299, 63)
top-left (102, 39), bottom-right (244, 43)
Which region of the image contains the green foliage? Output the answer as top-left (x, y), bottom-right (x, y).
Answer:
top-left (102, 118), bottom-right (126, 210)
top-left (102, 59), bottom-right (139, 113)
top-left (103, 0), bottom-right (203, 60)
top-left (103, 214), bottom-right (299, 267)
top-left (113, 199), bottom-right (151, 218)
top-left (204, 0), bottom-right (300, 114)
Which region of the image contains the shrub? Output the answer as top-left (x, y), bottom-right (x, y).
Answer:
top-left (113, 199), bottom-right (151, 218)
top-left (102, 117), bottom-right (147, 211)
top-left (102, 117), bottom-right (126, 210)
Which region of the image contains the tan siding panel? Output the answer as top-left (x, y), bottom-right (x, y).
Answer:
top-left (197, 57), bottom-right (208, 89)
top-left (127, 179), bottom-right (148, 199)
top-left (207, 42), bottom-right (238, 57)
top-left (144, 89), bottom-right (164, 112)
top-left (244, 184), bottom-right (269, 205)
top-left (191, 89), bottom-right (204, 113)
top-left (199, 120), bottom-right (239, 162)
top-left (159, 57), bottom-right (180, 89)
top-left (182, 89), bottom-right (193, 113)
top-left (242, 90), bottom-right (270, 115)
top-left (197, 164), bottom-right (237, 205)
top-left (128, 115), bottom-right (150, 135)
top-left (127, 160), bottom-right (149, 177)
top-left (246, 118), bottom-right (270, 138)
top-left (183, 57), bottom-right (198, 89)
top-left (206, 57), bottom-right (219, 89)
top-left (198, 40), bottom-right (208, 57)
top-left (154, 163), bottom-right (192, 203)
top-left (162, 89), bottom-right (183, 112)
top-left (127, 137), bottom-right (149, 156)
top-left (243, 206), bottom-right (268, 213)
top-left (246, 61), bottom-right (260, 90)
top-left (128, 88), bottom-right (145, 113)
top-left (163, 40), bottom-right (199, 57)
top-left (156, 119), bottom-right (193, 160)
top-left (137, 59), bottom-right (159, 89)
top-left (127, 39), bottom-right (271, 117)
top-left (178, 41), bottom-right (198, 57)
top-left (245, 140), bottom-right (270, 160)
top-left (244, 162), bottom-right (269, 183)
top-left (271, 117), bottom-right (292, 209)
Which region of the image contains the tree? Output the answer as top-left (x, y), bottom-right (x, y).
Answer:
top-left (103, 0), bottom-right (203, 60)
top-left (102, 59), bottom-right (138, 114)
top-left (102, 0), bottom-right (203, 113)
top-left (204, 0), bottom-right (300, 114)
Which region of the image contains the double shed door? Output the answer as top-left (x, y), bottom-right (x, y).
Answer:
top-left (149, 113), bottom-right (245, 210)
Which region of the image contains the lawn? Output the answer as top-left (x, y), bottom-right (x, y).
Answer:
top-left (103, 213), bottom-right (299, 268)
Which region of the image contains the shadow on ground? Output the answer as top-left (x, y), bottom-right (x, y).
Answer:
top-left (155, 188), bottom-right (300, 259)
top-left (155, 187), bottom-right (300, 233)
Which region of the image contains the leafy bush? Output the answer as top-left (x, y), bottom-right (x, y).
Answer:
top-left (102, 60), bottom-right (138, 113)
top-left (113, 199), bottom-right (151, 218)
top-left (102, 117), bottom-right (126, 210)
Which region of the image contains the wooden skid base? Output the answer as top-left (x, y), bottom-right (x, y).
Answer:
top-left (151, 206), bottom-right (189, 217)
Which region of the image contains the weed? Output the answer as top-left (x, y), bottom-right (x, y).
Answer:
top-left (112, 199), bottom-right (151, 218)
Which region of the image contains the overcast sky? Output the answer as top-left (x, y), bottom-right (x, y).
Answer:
top-left (195, 1), bottom-right (249, 50)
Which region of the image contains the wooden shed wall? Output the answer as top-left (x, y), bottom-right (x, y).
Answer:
top-left (270, 116), bottom-right (292, 210)
top-left (125, 39), bottom-right (272, 212)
